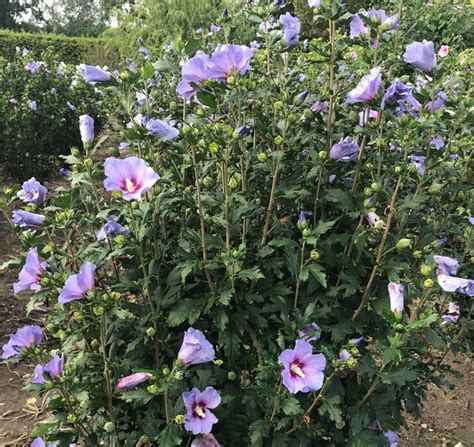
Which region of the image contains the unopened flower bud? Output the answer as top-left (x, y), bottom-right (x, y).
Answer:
top-left (228, 371), bottom-right (237, 380)
top-left (209, 142), bottom-right (219, 154)
top-left (364, 187), bottom-right (373, 197)
top-left (213, 359), bottom-right (224, 366)
top-left (310, 250), bottom-right (320, 260)
top-left (104, 422), bottom-right (115, 433)
top-left (371, 182), bottom-right (381, 192)
top-left (273, 100), bottom-right (284, 110)
top-left (84, 158), bottom-right (93, 169)
top-left (396, 238), bottom-right (411, 250)
top-left (428, 183), bottom-right (443, 194)
top-left (111, 191), bottom-right (122, 200)
top-left (257, 152), bottom-right (267, 162)
top-left (175, 414), bottom-right (185, 425)
top-left (413, 250), bottom-right (423, 259)
top-left (228, 177), bottom-right (238, 189)
top-left (420, 264), bottom-right (432, 276)
top-left (114, 234), bottom-right (125, 245)
top-left (394, 166), bottom-right (402, 174)
top-left (146, 327), bottom-right (156, 337)
top-left (147, 384), bottom-right (159, 394)
top-left (423, 278), bottom-right (434, 288)
top-left (203, 176), bottom-right (213, 187)
top-left (174, 371), bottom-right (184, 380)
top-left (67, 414), bottom-right (77, 423)
top-left (318, 150), bottom-right (327, 160)
top-left (274, 135), bottom-right (284, 146)
top-left (302, 228), bottom-right (311, 237)
top-left (71, 147), bottom-right (80, 157)
top-left (162, 367), bottom-right (170, 375)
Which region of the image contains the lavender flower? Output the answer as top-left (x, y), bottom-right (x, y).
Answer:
top-left (13, 248), bottom-right (48, 294)
top-left (58, 262), bottom-right (95, 304)
top-left (279, 339), bottom-right (326, 394)
top-left (296, 90), bottom-right (309, 103)
top-left (434, 255), bottom-right (459, 275)
top-left (381, 79), bottom-right (415, 108)
top-left (408, 155), bottom-right (426, 176)
top-left (2, 325), bottom-right (43, 359)
top-left (191, 434), bottom-right (221, 447)
top-left (146, 119), bottom-right (179, 140)
top-left (298, 322), bottom-right (321, 342)
top-left (345, 67), bottom-right (382, 104)
top-left (97, 215), bottom-right (130, 241)
top-left (338, 349), bottom-right (352, 364)
top-left (67, 101), bottom-right (76, 111)
top-left (388, 282), bottom-right (404, 313)
top-left (350, 337), bottom-right (364, 346)
top-left (18, 177), bottom-right (47, 206)
top-left (103, 157), bottom-right (160, 201)
top-left (359, 109), bottom-right (379, 126)
top-left (208, 44), bottom-right (253, 82)
top-left (330, 137), bottom-right (359, 162)
top-left (350, 10), bottom-right (399, 39)
top-left (437, 274), bottom-right (474, 297)
top-left (79, 64), bottom-right (112, 84)
top-left (279, 13), bottom-right (300, 45)
top-left (441, 302), bottom-right (460, 325)
top-left (310, 99), bottom-right (329, 114)
top-left (425, 91), bottom-right (447, 112)
top-left (12, 210), bottom-right (45, 228)
top-left (138, 46), bottom-right (151, 59)
top-left (178, 328), bottom-right (215, 365)
top-left (430, 136), bottom-right (444, 150)
top-left (79, 114), bottom-right (94, 144)
top-left (367, 212), bottom-right (386, 229)
top-left (117, 372), bottom-right (152, 391)
top-left (31, 353), bottom-right (64, 384)
top-left (31, 438), bottom-right (57, 447)
top-left (59, 168), bottom-right (71, 178)
top-left (25, 61), bottom-right (42, 73)
top-left (210, 24), bottom-right (221, 33)
top-left (183, 387), bottom-right (221, 434)
top-left (308, 0), bottom-right (322, 7)
top-left (29, 100), bottom-right (38, 111)
top-left (403, 40), bottom-right (436, 72)
top-left (384, 430), bottom-right (399, 447)
top-left (177, 53), bottom-right (211, 98)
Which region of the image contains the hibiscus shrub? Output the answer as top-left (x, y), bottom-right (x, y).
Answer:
top-left (1, 1), bottom-right (473, 446)
top-left (0, 48), bottom-right (104, 180)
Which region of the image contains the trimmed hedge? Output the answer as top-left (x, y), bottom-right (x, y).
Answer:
top-left (0, 30), bottom-right (120, 67)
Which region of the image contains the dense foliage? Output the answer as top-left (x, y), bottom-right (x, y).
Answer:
top-left (0, 48), bottom-right (104, 179)
top-left (1, 0), bottom-right (473, 446)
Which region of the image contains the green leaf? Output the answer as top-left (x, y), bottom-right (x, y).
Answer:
top-left (313, 219), bottom-right (337, 237)
top-left (381, 368), bottom-right (418, 386)
top-left (318, 395), bottom-right (343, 423)
top-left (118, 389), bottom-right (153, 405)
top-left (196, 91), bottom-right (216, 109)
top-left (423, 328), bottom-right (444, 348)
top-left (307, 264), bottom-right (327, 287)
top-left (383, 347), bottom-right (401, 365)
top-left (238, 267), bottom-right (265, 282)
top-left (156, 424), bottom-right (183, 447)
top-left (184, 38), bottom-right (202, 56)
top-left (281, 396), bottom-right (302, 416)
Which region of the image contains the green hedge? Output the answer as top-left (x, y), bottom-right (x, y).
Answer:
top-left (0, 30), bottom-right (120, 67)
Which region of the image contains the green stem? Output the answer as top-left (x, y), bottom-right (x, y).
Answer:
top-left (293, 241), bottom-right (306, 310)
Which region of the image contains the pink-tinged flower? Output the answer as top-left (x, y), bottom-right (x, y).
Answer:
top-left (79, 114), bottom-right (94, 144)
top-left (31, 353), bottom-right (65, 384)
top-left (367, 212), bottom-right (386, 229)
top-left (350, 50), bottom-right (358, 59)
top-left (208, 44), bottom-right (253, 82)
top-left (279, 12), bottom-right (300, 45)
top-left (177, 53), bottom-right (211, 99)
top-left (12, 210), bottom-right (45, 228)
top-left (441, 302), bottom-right (460, 325)
top-left (278, 339), bottom-right (326, 394)
top-left (403, 40), bottom-right (436, 72)
top-left (438, 45), bottom-right (449, 57)
top-left (103, 157), bottom-right (160, 201)
top-left (17, 177), bottom-right (47, 206)
top-left (178, 328), bottom-right (215, 365)
top-left (58, 262), bottom-right (95, 304)
top-left (79, 64), bottom-right (112, 84)
top-left (182, 387), bottom-right (221, 434)
top-left (437, 274), bottom-right (474, 297)
top-left (191, 434), bottom-right (221, 447)
top-left (117, 372), bottom-right (152, 391)
top-left (14, 248), bottom-right (48, 294)
top-left (434, 255), bottom-right (459, 276)
top-left (388, 282), bottom-right (404, 313)
top-left (330, 137), bottom-right (359, 162)
top-left (146, 119), bottom-right (179, 140)
top-left (359, 109), bottom-right (379, 126)
top-left (2, 325), bottom-right (43, 359)
top-left (345, 67), bottom-right (382, 104)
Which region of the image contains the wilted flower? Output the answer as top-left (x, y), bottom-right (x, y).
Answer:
top-left (388, 282), bottom-right (404, 313)
top-left (67, 101), bottom-right (76, 111)
top-left (117, 372), bottom-right (152, 391)
top-left (146, 119), bottom-right (179, 140)
top-left (103, 157), bottom-right (160, 201)
top-left (177, 53), bottom-right (211, 99)
top-left (208, 44), bottom-right (253, 81)
top-left (58, 262), bottom-right (95, 304)
top-left (79, 64), bottom-right (112, 84)
top-left (384, 430), bottom-right (400, 447)
top-left (31, 354), bottom-right (64, 384)
top-left (367, 212), bottom-right (386, 229)
top-left (330, 137), bottom-right (359, 162)
top-left (437, 274), bottom-right (474, 297)
top-left (18, 177), bottom-right (47, 206)
top-left (28, 100), bottom-right (37, 111)
top-left (183, 387), bottom-right (221, 434)
top-left (408, 155), bottom-right (426, 176)
top-left (79, 114), bottom-right (94, 144)
top-left (310, 99), bottom-right (329, 114)
top-left (434, 255), bottom-right (459, 275)
top-left (178, 328), bottom-right (215, 365)
top-left (59, 168), bottom-right (71, 178)
top-left (14, 247), bottom-right (48, 294)
top-left (279, 12), bottom-right (300, 45)
top-left (191, 434), bottom-right (221, 447)
top-left (359, 109), bottom-right (379, 126)
top-left (279, 339), bottom-right (326, 394)
top-left (12, 210), bottom-right (45, 228)
top-left (425, 91), bottom-right (447, 112)
top-left (2, 325), bottom-right (43, 359)
top-left (298, 322), bottom-right (321, 342)
top-left (441, 302), bottom-right (460, 325)
top-left (438, 45), bottom-right (449, 57)
top-left (345, 67), bottom-right (382, 104)
top-left (97, 215), bottom-right (130, 241)
top-left (403, 40), bottom-right (436, 72)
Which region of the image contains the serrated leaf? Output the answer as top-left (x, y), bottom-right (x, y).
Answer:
top-left (307, 264), bottom-right (327, 287)
top-left (318, 395), bottom-right (342, 423)
top-left (381, 368), bottom-right (418, 386)
top-left (281, 396), bottom-right (302, 415)
top-left (118, 389), bottom-right (153, 404)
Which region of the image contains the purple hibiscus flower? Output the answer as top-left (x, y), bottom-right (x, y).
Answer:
top-left (31, 353), bottom-right (64, 384)
top-left (79, 64), bottom-right (112, 84)
top-left (384, 430), bottom-right (399, 447)
top-left (2, 325), bottom-right (43, 359)
top-left (103, 157), bottom-right (160, 201)
top-left (177, 53), bottom-right (211, 99)
top-left (403, 40), bottom-right (436, 72)
top-left (308, 0), bottom-right (322, 7)
top-left (434, 255), bottom-right (459, 275)
top-left (350, 10), bottom-right (399, 39)
top-left (346, 67), bottom-right (382, 104)
top-left (408, 155), bottom-right (426, 176)
top-left (31, 438), bottom-right (57, 447)
top-left (117, 372), bottom-right (153, 391)
top-left (59, 168), bottom-right (71, 178)
top-left (388, 282), bottom-right (404, 313)
top-left (430, 136), bottom-right (444, 150)
top-left (208, 44), bottom-right (253, 82)
top-left (359, 109), bottom-right (379, 125)
top-left (146, 119), bottom-right (179, 140)
top-left (441, 302), bottom-right (460, 325)
top-left (25, 61), bottom-right (42, 73)
top-left (29, 100), bottom-right (38, 111)
top-left (298, 322), bottom-right (321, 342)
top-left (12, 210), bottom-right (45, 228)
top-left (279, 13), bottom-right (300, 45)
top-left (330, 137), bottom-right (359, 162)
top-left (191, 434), bottom-right (221, 447)
top-left (13, 247), bottom-right (48, 294)
top-left (381, 79), bottom-right (415, 108)
top-left (367, 212), bottom-right (386, 229)
top-left (183, 387), bottom-right (221, 434)
top-left (178, 328), bottom-right (215, 365)
top-left (425, 91), bottom-right (447, 112)
top-left (58, 262), bottom-right (95, 304)
top-left (97, 215), bottom-right (130, 241)
top-left (437, 274), bottom-right (474, 297)
top-left (278, 339), bottom-right (326, 394)
top-left (79, 114), bottom-right (94, 144)
top-left (17, 177), bottom-right (47, 206)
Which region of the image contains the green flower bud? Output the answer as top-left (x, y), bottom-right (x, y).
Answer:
top-left (111, 191), bottom-right (122, 200)
top-left (131, 201), bottom-right (138, 209)
top-left (209, 142), bottom-right (219, 154)
top-left (302, 228), bottom-right (311, 237)
top-left (93, 306), bottom-right (104, 316)
top-left (228, 177), bottom-right (238, 189)
top-left (257, 152), bottom-right (267, 162)
top-left (227, 75), bottom-right (235, 85)
top-left (394, 166), bottom-right (402, 174)
top-left (175, 414), bottom-right (185, 425)
top-left (91, 339), bottom-right (100, 349)
top-left (174, 371), bottom-right (184, 380)
top-left (169, 101), bottom-right (177, 110)
top-left (213, 359), bottom-right (224, 366)
top-left (310, 249), bottom-right (320, 261)
top-left (273, 100), bottom-right (284, 110)
top-left (364, 187), bottom-right (373, 197)
top-left (71, 147), bottom-right (80, 157)
top-left (420, 264), bottom-right (432, 276)
top-left (147, 384), bottom-right (159, 394)
top-left (228, 371), bottom-right (237, 380)
top-left (423, 278), bottom-right (434, 288)
top-left (318, 150), bottom-right (328, 160)
top-left (203, 176), bottom-right (213, 187)
top-left (104, 422), bottom-right (115, 433)
top-left (396, 238), bottom-right (412, 250)
top-left (274, 135), bottom-right (284, 146)
top-left (363, 199), bottom-right (372, 208)
top-left (119, 71), bottom-right (129, 80)
top-left (162, 367), bottom-right (170, 375)
top-left (413, 250), bottom-right (423, 259)
top-left (146, 327), bottom-right (156, 337)
top-left (73, 377), bottom-right (80, 384)
top-left (114, 234), bottom-right (125, 245)
top-left (371, 182), bottom-right (381, 192)
top-left (428, 183), bottom-right (443, 194)
top-left (181, 124), bottom-right (192, 136)
top-left (67, 414), bottom-right (77, 423)
top-left (84, 158), bottom-right (93, 169)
